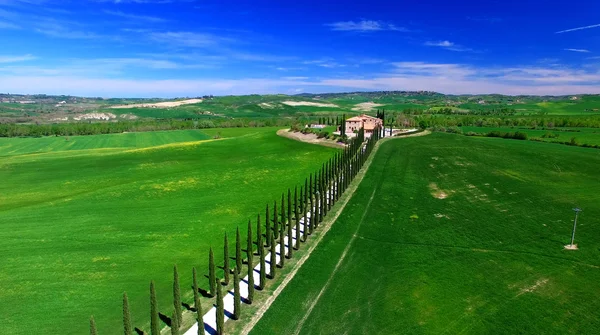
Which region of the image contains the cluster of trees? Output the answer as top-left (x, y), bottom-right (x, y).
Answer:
top-left (0, 117), bottom-right (333, 138)
top-left (90, 126), bottom-right (383, 335)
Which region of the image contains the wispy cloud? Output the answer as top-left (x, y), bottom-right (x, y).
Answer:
top-left (424, 40), bottom-right (472, 52)
top-left (0, 20), bottom-right (20, 29)
top-left (326, 20), bottom-right (408, 32)
top-left (149, 31), bottom-right (235, 48)
top-left (564, 48), bottom-right (590, 53)
top-left (425, 40), bottom-right (454, 47)
top-left (556, 23), bottom-right (600, 34)
top-left (103, 10), bottom-right (166, 23)
top-left (303, 58), bottom-right (346, 68)
top-left (0, 54), bottom-right (36, 63)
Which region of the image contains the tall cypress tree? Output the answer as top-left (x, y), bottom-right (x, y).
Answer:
top-left (269, 230), bottom-right (276, 277)
top-left (223, 233), bottom-right (230, 285)
top-left (90, 316), bottom-right (97, 335)
top-left (173, 265), bottom-right (182, 327)
top-left (247, 220), bottom-right (253, 261)
top-left (123, 292), bottom-right (132, 335)
top-left (247, 239), bottom-right (254, 304)
top-left (294, 186), bottom-right (300, 249)
top-left (236, 227), bottom-right (242, 275)
top-left (287, 189), bottom-right (293, 257)
top-left (233, 268), bottom-right (240, 320)
top-left (192, 267), bottom-right (202, 334)
top-left (171, 310), bottom-right (179, 335)
top-left (279, 216), bottom-right (285, 266)
top-left (280, 193), bottom-right (286, 236)
top-left (150, 281), bottom-right (159, 335)
top-left (215, 278), bottom-right (224, 335)
top-left (209, 248), bottom-right (216, 297)
top-left (265, 204), bottom-right (271, 247)
top-left (273, 201), bottom-right (279, 240)
top-left (256, 214), bottom-right (262, 254)
top-left (259, 239), bottom-right (266, 289)
top-left (303, 200), bottom-right (308, 242)
top-left (309, 197), bottom-right (314, 234)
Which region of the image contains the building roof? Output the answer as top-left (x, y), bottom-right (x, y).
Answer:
top-left (347, 114), bottom-right (380, 122)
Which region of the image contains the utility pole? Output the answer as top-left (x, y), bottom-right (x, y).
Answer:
top-left (569, 208), bottom-right (582, 249)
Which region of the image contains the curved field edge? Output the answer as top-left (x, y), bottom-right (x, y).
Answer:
top-left (250, 133), bottom-right (600, 335)
top-left (0, 127), bottom-right (338, 335)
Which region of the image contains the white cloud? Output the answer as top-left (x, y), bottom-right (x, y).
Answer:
top-left (0, 54), bottom-right (36, 63)
top-left (424, 40), bottom-right (473, 52)
top-left (564, 48), bottom-right (590, 53)
top-left (326, 20), bottom-right (408, 32)
top-left (425, 40), bottom-right (454, 47)
top-left (556, 23), bottom-right (600, 34)
top-left (0, 20), bottom-right (20, 29)
top-left (103, 10), bottom-right (166, 23)
top-left (149, 31), bottom-right (234, 48)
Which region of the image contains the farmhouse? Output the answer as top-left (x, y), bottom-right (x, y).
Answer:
top-left (345, 114), bottom-right (383, 133)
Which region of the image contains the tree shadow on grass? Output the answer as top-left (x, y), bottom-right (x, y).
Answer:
top-left (159, 312), bottom-right (171, 327)
top-left (182, 302), bottom-right (194, 312)
top-left (134, 327), bottom-right (145, 335)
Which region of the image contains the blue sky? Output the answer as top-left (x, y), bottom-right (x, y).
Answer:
top-left (0, 0), bottom-right (599, 97)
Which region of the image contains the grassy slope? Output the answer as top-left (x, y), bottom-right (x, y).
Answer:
top-left (251, 133), bottom-right (600, 334)
top-left (460, 126), bottom-right (600, 146)
top-left (0, 127), bottom-right (337, 335)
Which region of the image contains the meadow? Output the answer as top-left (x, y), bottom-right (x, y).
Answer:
top-left (0, 127), bottom-right (337, 334)
top-left (251, 133), bottom-right (600, 334)
top-left (460, 126), bottom-right (600, 146)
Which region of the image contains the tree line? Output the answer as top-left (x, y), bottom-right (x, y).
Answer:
top-left (89, 125), bottom-right (383, 335)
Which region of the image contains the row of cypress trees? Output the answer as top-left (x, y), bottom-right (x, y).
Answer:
top-left (91, 125), bottom-right (383, 335)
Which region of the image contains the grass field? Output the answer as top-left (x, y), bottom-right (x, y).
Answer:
top-left (0, 127), bottom-right (337, 335)
top-left (460, 126), bottom-right (600, 146)
top-left (251, 133), bottom-right (600, 334)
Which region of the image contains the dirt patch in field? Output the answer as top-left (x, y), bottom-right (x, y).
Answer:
top-left (281, 101), bottom-right (338, 108)
top-left (429, 183), bottom-right (451, 199)
top-left (352, 102), bottom-right (385, 112)
top-left (277, 129), bottom-right (345, 148)
top-left (517, 278), bottom-right (549, 296)
top-left (110, 99), bottom-right (203, 109)
top-left (258, 102), bottom-right (275, 109)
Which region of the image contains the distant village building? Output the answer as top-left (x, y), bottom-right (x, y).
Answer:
top-left (345, 114), bottom-right (383, 134)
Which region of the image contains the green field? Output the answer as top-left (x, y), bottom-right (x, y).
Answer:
top-left (0, 127), bottom-right (337, 334)
top-left (251, 133), bottom-right (600, 334)
top-left (460, 126), bottom-right (600, 146)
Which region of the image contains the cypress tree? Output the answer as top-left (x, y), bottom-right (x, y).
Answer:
top-left (303, 201), bottom-right (308, 242)
top-left (247, 240), bottom-right (254, 304)
top-left (123, 292), bottom-right (132, 335)
top-left (150, 281), bottom-right (159, 335)
top-left (273, 201), bottom-right (278, 240)
top-left (236, 227), bottom-right (242, 275)
top-left (269, 230), bottom-right (276, 277)
top-left (315, 191), bottom-right (321, 228)
top-left (171, 310), bottom-right (179, 335)
top-left (209, 248), bottom-right (216, 297)
top-left (247, 220), bottom-right (253, 261)
top-left (287, 189), bottom-right (293, 257)
top-left (304, 178), bottom-right (309, 210)
top-left (233, 268), bottom-right (240, 320)
top-left (265, 204), bottom-right (271, 247)
top-left (256, 214), bottom-right (262, 254)
top-left (280, 193), bottom-right (286, 236)
top-left (259, 239), bottom-right (266, 289)
top-left (192, 268), bottom-right (202, 333)
top-left (279, 216), bottom-right (285, 266)
top-left (215, 278), bottom-right (224, 335)
top-left (90, 316), bottom-right (97, 335)
top-left (223, 233), bottom-right (230, 285)
top-left (173, 265), bottom-right (182, 328)
top-left (309, 197), bottom-right (314, 234)
top-left (294, 187), bottom-right (300, 249)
